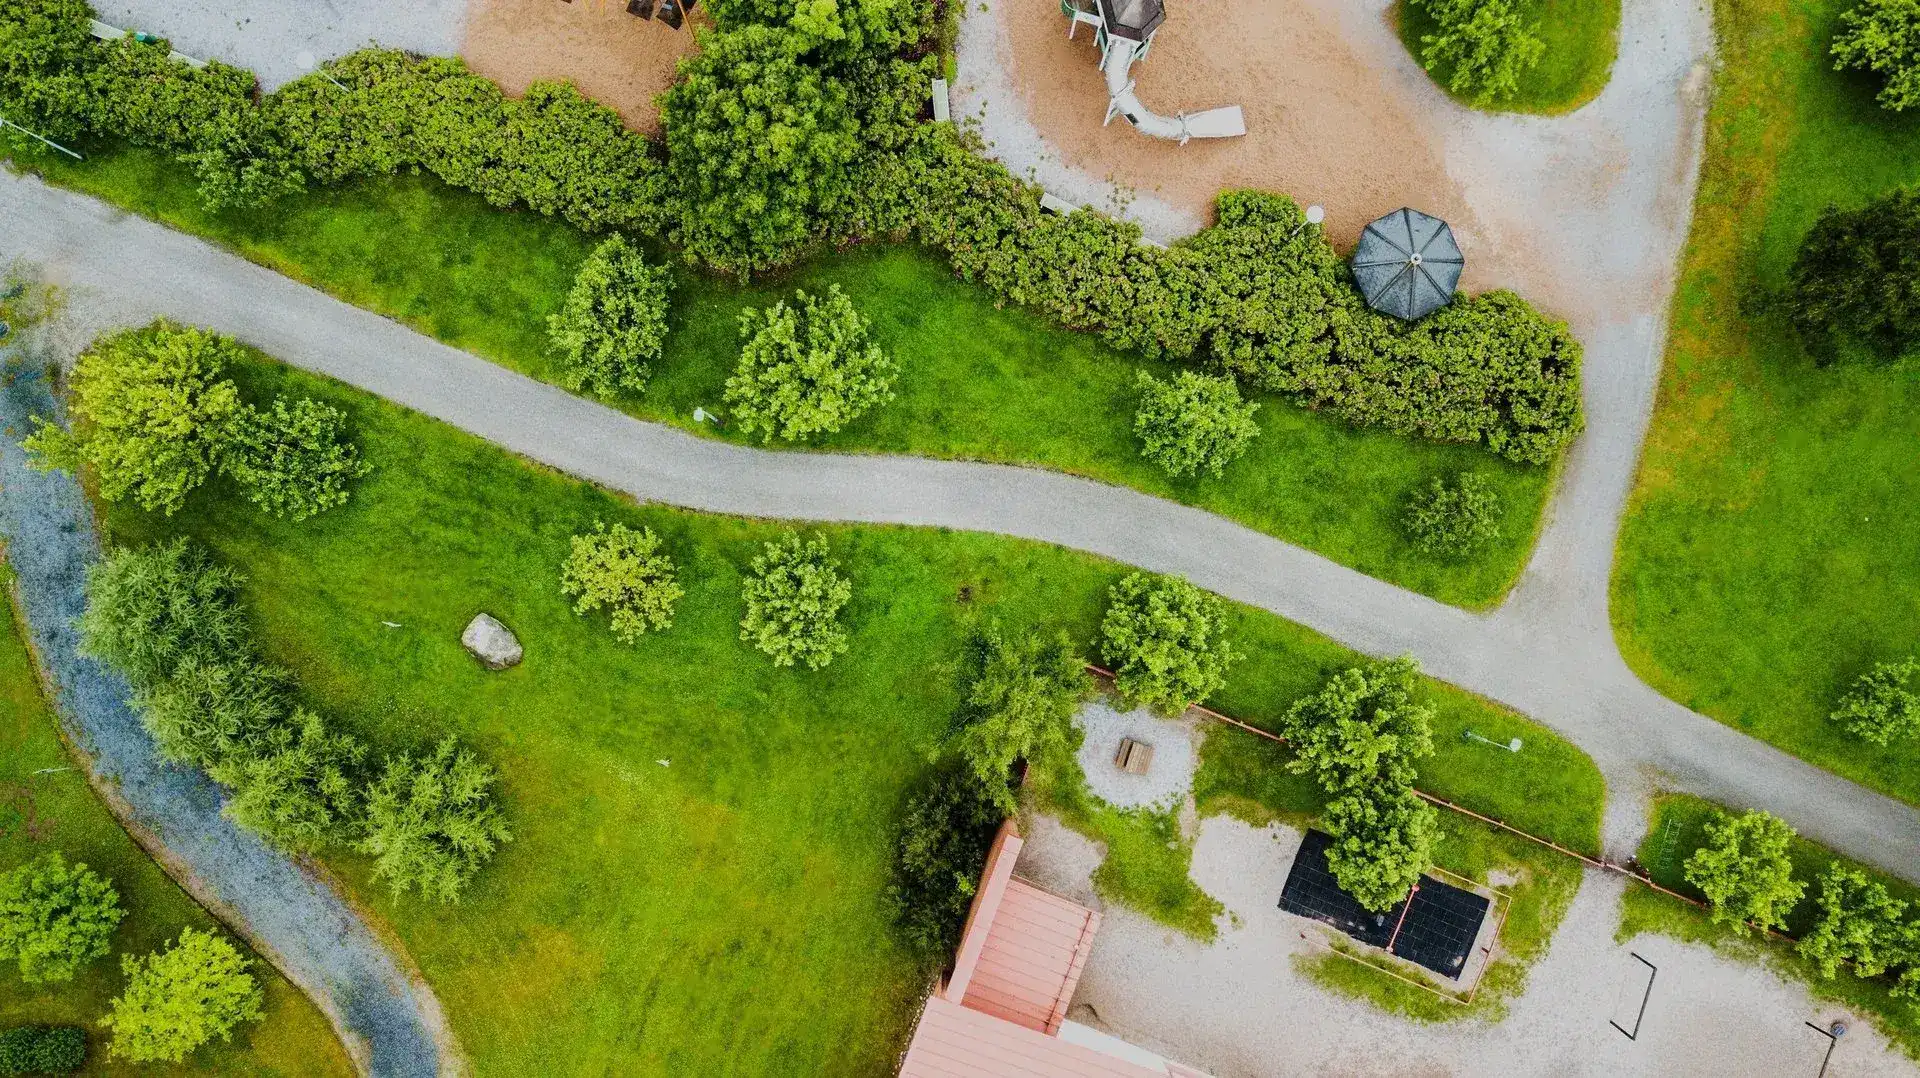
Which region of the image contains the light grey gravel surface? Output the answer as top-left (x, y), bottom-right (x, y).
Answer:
top-left (88, 0), bottom-right (467, 89)
top-left (0, 354), bottom-right (447, 1077)
top-left (6, 170), bottom-right (1919, 887)
top-left (1073, 700), bottom-right (1200, 811)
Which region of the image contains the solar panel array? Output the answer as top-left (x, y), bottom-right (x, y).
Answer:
top-left (1278, 830), bottom-right (1491, 980)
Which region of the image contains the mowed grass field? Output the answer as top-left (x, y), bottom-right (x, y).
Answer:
top-left (1398, 0), bottom-right (1622, 114)
top-left (0, 602), bottom-right (353, 1077)
top-left (23, 147), bottom-right (1555, 610)
top-left (1612, 0), bottom-right (1920, 803)
top-left (92, 352), bottom-right (1603, 1074)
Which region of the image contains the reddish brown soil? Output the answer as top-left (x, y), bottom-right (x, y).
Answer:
top-left (461, 0), bottom-right (704, 134)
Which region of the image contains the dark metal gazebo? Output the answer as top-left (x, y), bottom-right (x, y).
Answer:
top-left (1351, 207), bottom-right (1465, 321)
top-left (1103, 0), bottom-right (1165, 42)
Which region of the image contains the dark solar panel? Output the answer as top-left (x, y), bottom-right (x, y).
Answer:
top-left (1278, 830), bottom-right (1492, 980)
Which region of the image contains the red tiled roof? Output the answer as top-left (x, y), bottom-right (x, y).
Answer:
top-left (961, 878), bottom-right (1100, 1034)
top-left (900, 996), bottom-right (1169, 1078)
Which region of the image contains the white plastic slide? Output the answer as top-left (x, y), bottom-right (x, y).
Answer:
top-left (1100, 37), bottom-right (1244, 144)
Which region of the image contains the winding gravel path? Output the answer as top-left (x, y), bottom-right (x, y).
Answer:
top-left (7, 171), bottom-right (1920, 887)
top-left (0, 361), bottom-right (448, 1076)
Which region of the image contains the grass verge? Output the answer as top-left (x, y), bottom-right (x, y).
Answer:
top-left (1396, 0), bottom-right (1622, 115)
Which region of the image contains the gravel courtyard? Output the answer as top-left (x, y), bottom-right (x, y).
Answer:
top-left (89, 0), bottom-right (467, 89)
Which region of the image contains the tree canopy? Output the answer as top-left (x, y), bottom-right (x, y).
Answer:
top-left (1322, 786), bottom-right (1439, 913)
top-left (1098, 573), bottom-right (1239, 715)
top-left (1683, 810), bottom-right (1806, 934)
top-left (0, 852), bottom-right (123, 984)
top-left (1831, 657), bottom-right (1920, 745)
top-left (103, 929), bottom-right (263, 1063)
top-left (1131, 369), bottom-right (1261, 479)
top-left (952, 625), bottom-right (1090, 810)
top-left (739, 531), bottom-right (853, 669)
top-left (1276, 658), bottom-right (1435, 793)
top-left (547, 234), bottom-right (672, 398)
top-left (724, 284), bottom-right (896, 443)
top-left (1833, 0), bottom-right (1920, 112)
top-left (560, 521), bottom-right (684, 643)
top-left (355, 736), bottom-right (512, 903)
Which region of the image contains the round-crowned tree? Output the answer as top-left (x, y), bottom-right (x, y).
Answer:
top-left (0, 853), bottom-right (123, 984)
top-left (1403, 472), bottom-right (1503, 557)
top-left (739, 531), bottom-right (853, 669)
top-left (1132, 369), bottom-right (1261, 479)
top-left (220, 397), bottom-right (370, 521)
top-left (1833, 0), bottom-right (1920, 112)
top-left (547, 235), bottom-right (672, 398)
top-left (103, 929), bottom-right (263, 1064)
top-left (560, 521), bottom-right (684, 643)
top-left (1831, 657), bottom-right (1920, 745)
top-left (1321, 786), bottom-right (1438, 912)
top-left (1683, 810), bottom-right (1806, 934)
top-left (1098, 572), bottom-right (1239, 715)
top-left (355, 736), bottom-right (511, 903)
top-left (1275, 657), bottom-right (1435, 793)
top-left (951, 625), bottom-right (1090, 811)
top-left (724, 285), bottom-right (896, 443)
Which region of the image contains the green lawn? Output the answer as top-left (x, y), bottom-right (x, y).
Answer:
top-left (0, 599), bottom-right (353, 1077)
top-left (1612, 0), bottom-right (1920, 805)
top-left (1629, 794), bottom-right (1920, 1057)
top-left (87, 348), bottom-right (1602, 1073)
top-left (1397, 0), bottom-right (1622, 114)
top-left (13, 145), bottom-right (1556, 610)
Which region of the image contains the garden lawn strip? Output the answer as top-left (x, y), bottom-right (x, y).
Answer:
top-left (87, 351), bottom-right (1601, 1072)
top-left (1397, 0), bottom-right (1622, 115)
top-left (17, 146), bottom-right (1552, 610)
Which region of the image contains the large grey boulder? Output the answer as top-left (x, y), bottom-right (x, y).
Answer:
top-left (461, 613), bottom-right (522, 670)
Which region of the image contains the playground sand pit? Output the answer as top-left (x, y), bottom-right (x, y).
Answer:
top-left (462, 0), bottom-right (704, 133)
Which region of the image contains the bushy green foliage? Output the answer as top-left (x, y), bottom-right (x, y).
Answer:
top-left (952, 625), bottom-right (1090, 810)
top-left (1786, 187), bottom-right (1920, 363)
top-left (103, 929), bottom-right (263, 1064)
top-left (1276, 658), bottom-right (1435, 793)
top-left (739, 531), bottom-right (853, 669)
top-left (0, 0), bottom-right (96, 143)
top-left (1831, 657), bottom-right (1920, 745)
top-left (209, 709), bottom-right (365, 854)
top-left (1098, 573), bottom-right (1239, 715)
top-left (1411, 0), bottom-right (1547, 106)
top-left (1131, 370), bottom-right (1261, 479)
top-left (355, 736), bottom-right (512, 903)
top-left (132, 655), bottom-right (285, 770)
top-left (547, 235), bottom-right (673, 398)
top-left (1834, 0), bottom-right (1920, 111)
top-left (660, 26), bottom-right (862, 272)
top-left (78, 539), bottom-right (249, 689)
top-left (221, 398), bottom-right (370, 521)
top-left (889, 764), bottom-right (1005, 960)
top-left (1321, 786), bottom-right (1439, 913)
top-left (1798, 864), bottom-right (1909, 978)
top-left (0, 1025), bottom-right (86, 1076)
top-left (1683, 810), bottom-right (1806, 934)
top-left (0, 853), bottom-right (123, 984)
top-left (1403, 472), bottom-right (1503, 557)
top-left (560, 521), bottom-right (684, 643)
top-left (708, 0), bottom-right (934, 57)
top-left (725, 285), bottom-right (897, 442)
top-left (25, 322), bottom-right (243, 516)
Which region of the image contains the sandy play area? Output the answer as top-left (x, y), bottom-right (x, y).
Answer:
top-left (462, 0), bottom-right (704, 133)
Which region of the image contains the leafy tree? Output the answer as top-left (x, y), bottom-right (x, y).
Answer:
top-left (889, 764), bottom-right (1005, 960)
top-left (1322, 786), bottom-right (1438, 913)
top-left (1834, 0), bottom-right (1920, 111)
top-left (132, 656), bottom-right (286, 771)
top-left (79, 540), bottom-right (250, 689)
top-left (1785, 187), bottom-right (1920, 363)
top-left (560, 521), bottom-right (684, 643)
top-left (1098, 573), bottom-right (1240, 715)
top-left (0, 1025), bottom-right (87, 1076)
top-left (707, 0), bottom-right (933, 57)
top-left (660, 26), bottom-right (862, 272)
top-left (210, 710), bottom-right (365, 853)
top-left (1276, 658), bottom-right (1434, 793)
top-left (23, 322), bottom-right (243, 515)
top-left (1412, 0), bottom-right (1546, 106)
top-left (102, 929), bottom-right (262, 1064)
top-left (1403, 472), bottom-right (1503, 557)
top-left (1683, 810), bottom-right (1806, 934)
top-left (952, 626), bottom-right (1090, 810)
top-left (0, 0), bottom-right (97, 143)
top-left (220, 397), bottom-right (370, 521)
top-left (724, 285), bottom-right (896, 442)
top-left (1798, 864), bottom-right (1909, 979)
top-left (1831, 657), bottom-right (1920, 745)
top-left (739, 531), bottom-right (853, 669)
top-left (0, 854), bottom-right (123, 984)
top-left (1131, 370), bottom-right (1261, 479)
top-left (547, 235), bottom-right (672, 398)
top-left (355, 737), bottom-right (511, 904)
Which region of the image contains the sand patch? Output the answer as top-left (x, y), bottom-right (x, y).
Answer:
top-left (462, 0), bottom-right (704, 133)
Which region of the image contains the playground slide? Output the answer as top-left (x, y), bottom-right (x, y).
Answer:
top-left (1100, 37), bottom-right (1245, 143)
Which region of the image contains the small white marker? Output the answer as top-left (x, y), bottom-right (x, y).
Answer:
top-left (380, 621), bottom-right (402, 628)
top-left (656, 759), bottom-right (670, 767)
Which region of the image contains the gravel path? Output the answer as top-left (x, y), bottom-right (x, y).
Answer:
top-left (6, 172), bottom-right (1916, 887)
top-left (0, 353), bottom-right (450, 1074)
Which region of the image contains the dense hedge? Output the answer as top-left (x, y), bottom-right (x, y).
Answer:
top-left (0, 0), bottom-right (1583, 463)
top-left (0, 1025), bottom-right (85, 1076)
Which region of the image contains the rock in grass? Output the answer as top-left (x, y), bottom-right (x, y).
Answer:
top-left (461, 614), bottom-right (522, 670)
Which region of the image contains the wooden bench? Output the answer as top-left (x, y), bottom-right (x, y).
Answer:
top-left (1114, 737), bottom-right (1154, 775)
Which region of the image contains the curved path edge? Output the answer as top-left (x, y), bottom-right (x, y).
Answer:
top-left (0, 359), bottom-right (451, 1078)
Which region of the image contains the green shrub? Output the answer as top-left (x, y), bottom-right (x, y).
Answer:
top-left (221, 397), bottom-right (371, 521)
top-left (131, 655), bottom-right (285, 770)
top-left (660, 26), bottom-right (862, 272)
top-left (0, 1025), bottom-right (86, 1076)
top-left (708, 0), bottom-right (934, 57)
top-left (0, 0), bottom-right (96, 143)
top-left (724, 284), bottom-right (896, 442)
top-left (1830, 657), bottom-right (1920, 745)
top-left (1403, 472), bottom-right (1503, 556)
top-left (560, 521), bottom-right (684, 643)
top-left (738, 531), bottom-right (853, 669)
top-left (1131, 370), bottom-right (1261, 479)
top-left (1098, 572), bottom-right (1239, 715)
top-left (78, 539), bottom-right (251, 689)
top-left (547, 235), bottom-right (673, 398)
top-left (1411, 0), bottom-right (1546, 106)
top-left (1276, 658), bottom-right (1434, 793)
top-left (1785, 187), bottom-right (1920, 363)
top-left (1798, 863), bottom-right (1909, 979)
top-left (209, 709), bottom-right (365, 853)
top-left (952, 625), bottom-right (1090, 810)
top-left (25, 322), bottom-right (243, 516)
top-left (1683, 810), bottom-right (1806, 934)
top-left (103, 929), bottom-right (263, 1064)
top-left (356, 736), bottom-right (511, 904)
top-left (889, 764), bottom-right (1005, 960)
top-left (1834, 0), bottom-right (1920, 111)
top-left (0, 853), bottom-right (123, 984)
top-left (1322, 785), bottom-right (1438, 912)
